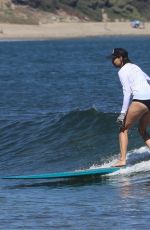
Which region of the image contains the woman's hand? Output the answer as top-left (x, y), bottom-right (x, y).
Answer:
top-left (116, 113), bottom-right (126, 126)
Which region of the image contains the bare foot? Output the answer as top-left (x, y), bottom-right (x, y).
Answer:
top-left (113, 160), bottom-right (126, 167)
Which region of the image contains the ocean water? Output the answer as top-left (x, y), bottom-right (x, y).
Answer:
top-left (0, 36), bottom-right (150, 229)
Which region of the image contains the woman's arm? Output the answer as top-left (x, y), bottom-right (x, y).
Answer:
top-left (119, 72), bottom-right (132, 114)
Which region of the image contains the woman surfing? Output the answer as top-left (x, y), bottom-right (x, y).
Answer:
top-left (111, 48), bottom-right (150, 167)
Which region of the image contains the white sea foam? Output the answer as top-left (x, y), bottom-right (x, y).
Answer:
top-left (89, 146), bottom-right (150, 176)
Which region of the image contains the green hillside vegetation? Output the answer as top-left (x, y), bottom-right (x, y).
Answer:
top-left (1, 0), bottom-right (150, 23)
top-left (12, 0), bottom-right (150, 21)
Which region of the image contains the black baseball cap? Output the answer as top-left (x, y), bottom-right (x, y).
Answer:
top-left (111, 48), bottom-right (128, 58)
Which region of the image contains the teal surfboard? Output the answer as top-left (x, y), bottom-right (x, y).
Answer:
top-left (3, 167), bottom-right (121, 180)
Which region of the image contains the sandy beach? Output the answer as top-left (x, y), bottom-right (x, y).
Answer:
top-left (0, 22), bottom-right (150, 40)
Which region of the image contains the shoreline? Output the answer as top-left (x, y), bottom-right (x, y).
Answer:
top-left (0, 22), bottom-right (150, 40)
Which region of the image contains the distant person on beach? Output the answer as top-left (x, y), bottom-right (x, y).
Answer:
top-left (130, 20), bottom-right (145, 29)
top-left (111, 48), bottom-right (150, 167)
top-left (101, 8), bottom-right (110, 31)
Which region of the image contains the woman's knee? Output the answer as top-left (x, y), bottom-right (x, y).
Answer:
top-left (138, 113), bottom-right (150, 139)
top-left (138, 124), bottom-right (150, 141)
top-left (119, 125), bottom-right (129, 133)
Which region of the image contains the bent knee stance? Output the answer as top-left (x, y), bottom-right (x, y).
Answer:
top-left (119, 125), bottom-right (129, 133)
top-left (138, 125), bottom-right (150, 141)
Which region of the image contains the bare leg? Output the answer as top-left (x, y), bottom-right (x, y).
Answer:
top-left (146, 137), bottom-right (150, 148)
top-left (138, 111), bottom-right (150, 148)
top-left (113, 102), bottom-right (148, 167)
top-left (116, 129), bottom-right (128, 166)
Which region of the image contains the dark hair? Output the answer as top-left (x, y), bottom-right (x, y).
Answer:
top-left (112, 48), bottom-right (132, 66)
top-left (122, 56), bottom-right (132, 65)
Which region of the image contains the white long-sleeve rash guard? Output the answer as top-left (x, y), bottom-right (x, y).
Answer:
top-left (118, 63), bottom-right (150, 113)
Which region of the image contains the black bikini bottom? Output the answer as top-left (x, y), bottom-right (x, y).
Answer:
top-left (133, 99), bottom-right (150, 111)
